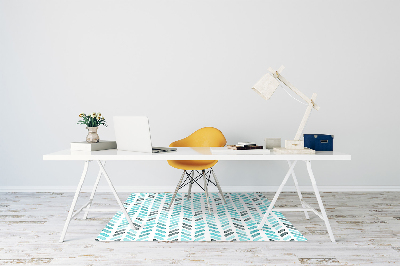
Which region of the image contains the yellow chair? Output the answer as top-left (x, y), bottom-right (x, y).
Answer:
top-left (167, 127), bottom-right (227, 212)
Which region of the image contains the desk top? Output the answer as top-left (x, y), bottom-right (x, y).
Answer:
top-left (43, 147), bottom-right (351, 161)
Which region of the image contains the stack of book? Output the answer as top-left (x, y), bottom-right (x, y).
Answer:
top-left (70, 140), bottom-right (117, 151)
top-left (227, 142), bottom-right (263, 150)
top-left (211, 142), bottom-right (270, 155)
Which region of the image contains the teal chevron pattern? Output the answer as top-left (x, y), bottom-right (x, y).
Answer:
top-left (96, 192), bottom-right (307, 241)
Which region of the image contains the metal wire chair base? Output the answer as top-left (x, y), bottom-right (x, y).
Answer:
top-left (168, 167), bottom-right (226, 212)
top-left (178, 169), bottom-right (216, 191)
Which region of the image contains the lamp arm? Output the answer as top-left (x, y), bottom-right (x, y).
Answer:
top-left (294, 93), bottom-right (317, 140)
top-left (265, 66), bottom-right (320, 141)
top-left (274, 72), bottom-right (320, 111)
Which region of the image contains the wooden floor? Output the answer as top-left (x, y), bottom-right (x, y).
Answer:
top-left (0, 191), bottom-right (399, 265)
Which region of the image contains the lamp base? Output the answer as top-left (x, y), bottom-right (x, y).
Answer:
top-left (273, 147), bottom-right (315, 154)
top-left (285, 140), bottom-right (304, 149)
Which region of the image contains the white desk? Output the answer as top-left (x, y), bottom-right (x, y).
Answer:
top-left (43, 148), bottom-right (351, 242)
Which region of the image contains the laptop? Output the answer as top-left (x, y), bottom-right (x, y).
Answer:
top-left (113, 116), bottom-right (177, 153)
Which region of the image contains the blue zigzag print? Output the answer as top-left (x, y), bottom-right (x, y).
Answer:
top-left (96, 192), bottom-right (307, 242)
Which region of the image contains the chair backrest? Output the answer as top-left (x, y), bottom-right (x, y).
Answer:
top-left (170, 127), bottom-right (226, 148)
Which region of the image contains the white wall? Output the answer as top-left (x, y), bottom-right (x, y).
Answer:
top-left (1, 0), bottom-right (399, 190)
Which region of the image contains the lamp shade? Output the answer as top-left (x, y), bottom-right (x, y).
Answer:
top-left (251, 73), bottom-right (280, 101)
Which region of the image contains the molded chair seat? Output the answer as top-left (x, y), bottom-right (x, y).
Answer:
top-left (168, 160), bottom-right (217, 171)
top-left (168, 127), bottom-right (226, 170)
top-left (167, 127), bottom-right (227, 212)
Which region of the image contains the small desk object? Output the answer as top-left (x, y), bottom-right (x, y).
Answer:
top-left (43, 148), bottom-right (351, 242)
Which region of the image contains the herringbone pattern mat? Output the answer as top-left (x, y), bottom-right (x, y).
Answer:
top-left (96, 192), bottom-right (307, 241)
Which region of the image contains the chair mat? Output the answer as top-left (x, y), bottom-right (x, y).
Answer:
top-left (96, 192), bottom-right (307, 241)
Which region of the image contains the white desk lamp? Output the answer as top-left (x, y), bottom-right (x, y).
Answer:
top-left (252, 66), bottom-right (319, 154)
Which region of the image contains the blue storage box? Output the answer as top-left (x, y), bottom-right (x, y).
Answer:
top-left (304, 134), bottom-right (334, 151)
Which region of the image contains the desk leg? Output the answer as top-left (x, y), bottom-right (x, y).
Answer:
top-left (83, 161), bottom-right (106, 219)
top-left (96, 160), bottom-right (135, 230)
top-left (257, 160), bottom-right (297, 230)
top-left (59, 160), bottom-right (89, 242)
top-left (288, 160), bottom-right (310, 220)
top-left (306, 160), bottom-right (335, 242)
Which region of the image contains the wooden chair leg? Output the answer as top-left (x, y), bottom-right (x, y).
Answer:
top-left (187, 170), bottom-right (194, 199)
top-left (203, 169), bottom-right (211, 214)
top-left (168, 170), bottom-right (186, 210)
top-left (211, 168), bottom-right (226, 204)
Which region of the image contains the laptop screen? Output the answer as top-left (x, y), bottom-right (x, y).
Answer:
top-left (113, 116), bottom-right (153, 153)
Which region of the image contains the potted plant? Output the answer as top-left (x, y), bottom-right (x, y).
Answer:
top-left (77, 112), bottom-right (107, 143)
